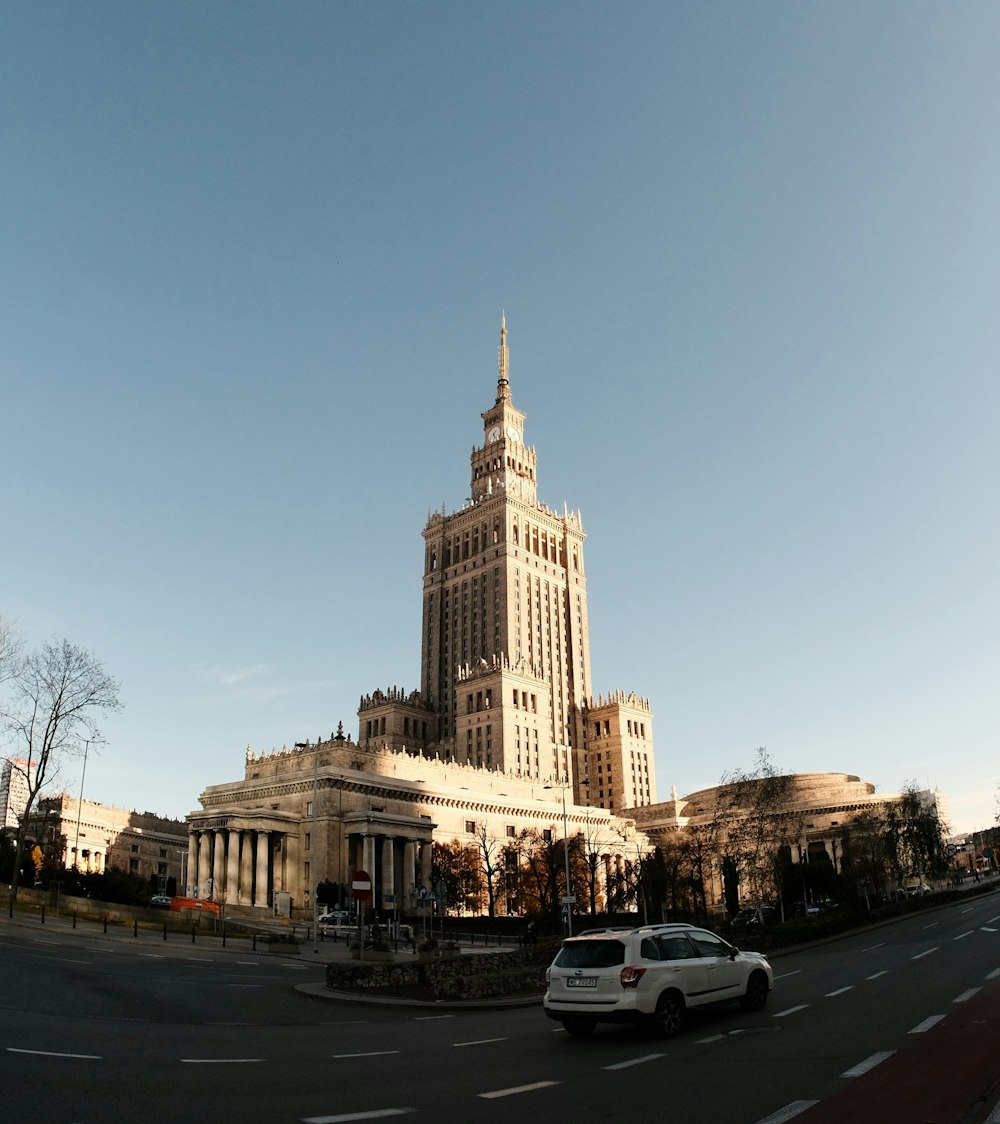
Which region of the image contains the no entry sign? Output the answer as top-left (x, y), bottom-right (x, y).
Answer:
top-left (351, 869), bottom-right (372, 901)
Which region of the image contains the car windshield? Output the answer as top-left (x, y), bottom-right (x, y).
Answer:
top-left (554, 939), bottom-right (626, 969)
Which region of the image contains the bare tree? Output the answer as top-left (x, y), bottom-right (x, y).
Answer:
top-left (2, 638), bottom-right (122, 910)
top-left (472, 823), bottom-right (505, 917)
top-left (0, 616), bottom-right (22, 685)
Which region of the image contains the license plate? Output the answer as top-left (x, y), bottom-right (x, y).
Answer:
top-left (566, 976), bottom-right (598, 988)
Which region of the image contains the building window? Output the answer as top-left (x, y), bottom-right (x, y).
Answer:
top-left (305, 833), bottom-right (311, 851)
top-left (506, 825), bottom-right (516, 838)
top-left (465, 820), bottom-right (476, 834)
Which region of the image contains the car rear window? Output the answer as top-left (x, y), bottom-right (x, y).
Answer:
top-left (554, 939), bottom-right (626, 968)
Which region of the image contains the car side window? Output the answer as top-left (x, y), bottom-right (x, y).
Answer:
top-left (689, 931), bottom-right (730, 959)
top-left (657, 935), bottom-right (697, 960)
top-left (640, 937), bottom-right (661, 960)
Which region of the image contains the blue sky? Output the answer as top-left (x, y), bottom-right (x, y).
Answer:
top-left (3, 3), bottom-right (997, 833)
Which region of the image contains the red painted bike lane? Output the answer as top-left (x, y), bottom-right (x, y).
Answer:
top-left (792, 981), bottom-right (1000, 1124)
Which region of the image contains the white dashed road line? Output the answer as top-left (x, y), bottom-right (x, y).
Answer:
top-left (603, 1054), bottom-right (665, 1070)
top-left (909, 1015), bottom-right (946, 1033)
top-left (772, 1004), bottom-right (809, 1018)
top-left (866, 970), bottom-right (889, 980)
top-left (953, 931), bottom-right (975, 941)
top-left (453, 1037), bottom-right (507, 1047)
top-left (953, 988), bottom-right (982, 1003)
top-left (824, 986), bottom-right (854, 997)
top-left (752, 1101), bottom-right (820, 1124)
top-left (478, 1081), bottom-right (559, 1099)
top-left (911, 947), bottom-right (938, 960)
top-left (302, 1111), bottom-right (414, 1122)
top-left (332, 1051), bottom-right (400, 1059)
top-left (181, 1057), bottom-right (264, 1064)
top-left (8, 1047), bottom-right (102, 1059)
top-left (841, 1051), bottom-right (894, 1078)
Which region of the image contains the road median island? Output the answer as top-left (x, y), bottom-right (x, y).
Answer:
top-left (325, 942), bottom-right (556, 1002)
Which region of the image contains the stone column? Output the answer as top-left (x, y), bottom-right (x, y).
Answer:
top-left (197, 831), bottom-right (212, 899)
top-left (403, 839), bottom-right (417, 908)
top-left (255, 829), bottom-right (270, 908)
top-left (187, 831), bottom-right (199, 896)
top-left (362, 833), bottom-right (376, 880)
top-left (226, 829), bottom-right (240, 905)
top-left (239, 831), bottom-right (254, 906)
top-left (284, 832), bottom-right (299, 906)
top-left (381, 836), bottom-right (395, 910)
top-left (420, 839), bottom-right (432, 889)
top-left (212, 830), bottom-right (226, 902)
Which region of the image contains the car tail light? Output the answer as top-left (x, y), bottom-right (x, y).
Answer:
top-left (620, 966), bottom-right (647, 989)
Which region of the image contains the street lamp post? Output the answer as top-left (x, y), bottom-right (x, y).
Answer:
top-left (545, 781), bottom-right (574, 937)
top-left (72, 738), bottom-right (92, 873)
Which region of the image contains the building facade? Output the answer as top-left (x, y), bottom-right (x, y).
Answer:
top-left (186, 322), bottom-right (656, 914)
top-left (34, 794), bottom-right (187, 891)
top-left (1, 757), bottom-right (36, 831)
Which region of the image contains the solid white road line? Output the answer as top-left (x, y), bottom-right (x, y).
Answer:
top-left (478, 1081), bottom-right (559, 1099)
top-left (909, 1015), bottom-right (946, 1033)
top-left (841, 1051), bottom-right (895, 1078)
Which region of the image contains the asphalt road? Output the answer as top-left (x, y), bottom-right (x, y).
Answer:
top-left (2, 891), bottom-right (998, 1124)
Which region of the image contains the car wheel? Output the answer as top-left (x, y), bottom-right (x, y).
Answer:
top-left (563, 1016), bottom-right (596, 1037)
top-left (651, 991), bottom-right (685, 1038)
top-left (739, 970), bottom-right (769, 1012)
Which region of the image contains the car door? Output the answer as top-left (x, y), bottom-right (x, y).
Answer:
top-left (687, 928), bottom-right (743, 1000)
top-left (650, 934), bottom-right (709, 1004)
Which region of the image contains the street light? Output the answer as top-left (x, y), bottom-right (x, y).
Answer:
top-left (545, 781), bottom-right (574, 937)
top-left (72, 738), bottom-right (92, 873)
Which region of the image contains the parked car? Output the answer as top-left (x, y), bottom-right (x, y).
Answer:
top-left (317, 910), bottom-right (350, 927)
top-left (732, 905), bottom-right (778, 927)
top-left (543, 922), bottom-right (773, 1038)
top-left (149, 895), bottom-right (172, 909)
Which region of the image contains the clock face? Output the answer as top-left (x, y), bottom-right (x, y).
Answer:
top-left (487, 425), bottom-right (501, 443)
top-left (506, 425), bottom-right (521, 443)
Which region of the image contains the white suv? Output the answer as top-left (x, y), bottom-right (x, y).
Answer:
top-left (543, 923), bottom-right (773, 1038)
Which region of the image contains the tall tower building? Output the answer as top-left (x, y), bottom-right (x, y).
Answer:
top-left (359, 318), bottom-right (656, 812)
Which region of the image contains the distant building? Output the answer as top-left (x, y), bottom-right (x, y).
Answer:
top-left (34, 794), bottom-right (187, 891)
top-left (0, 757), bottom-right (36, 831)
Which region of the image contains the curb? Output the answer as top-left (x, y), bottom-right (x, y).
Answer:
top-left (294, 980), bottom-right (544, 1009)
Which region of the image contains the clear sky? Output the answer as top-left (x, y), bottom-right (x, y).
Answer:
top-left (3, 3), bottom-right (997, 835)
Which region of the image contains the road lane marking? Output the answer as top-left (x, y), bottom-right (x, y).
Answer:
top-left (982, 927), bottom-right (998, 933)
top-left (772, 1005), bottom-right (809, 1018)
top-left (987, 915), bottom-right (1000, 925)
top-left (753, 1102), bottom-right (820, 1124)
top-left (860, 943), bottom-right (885, 951)
top-left (478, 1081), bottom-right (559, 1099)
top-left (922, 923), bottom-right (938, 930)
top-left (453, 1038), bottom-right (507, 1047)
top-left (181, 1058), bottom-right (263, 1063)
top-left (302, 1111), bottom-right (414, 1122)
top-left (961, 906), bottom-right (974, 914)
top-left (909, 1015), bottom-right (946, 1033)
top-left (773, 970), bottom-right (801, 980)
top-left (985, 1102), bottom-right (1000, 1124)
top-left (987, 969), bottom-right (1000, 980)
top-left (866, 970), bottom-right (889, 980)
top-left (8, 1048), bottom-right (102, 1059)
top-left (824, 986), bottom-right (854, 997)
top-left (603, 1054), bottom-right (665, 1070)
top-left (413, 1015), bottom-right (454, 1021)
top-left (842, 1051), bottom-right (895, 1077)
top-left (696, 1034), bottom-right (726, 1043)
top-left (332, 1051), bottom-right (400, 1059)
top-left (911, 947), bottom-right (939, 960)
top-left (953, 988), bottom-right (982, 1003)
top-left (953, 931), bottom-right (975, 941)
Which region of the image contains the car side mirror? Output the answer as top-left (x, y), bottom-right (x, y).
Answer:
top-left (729, 947), bottom-right (739, 960)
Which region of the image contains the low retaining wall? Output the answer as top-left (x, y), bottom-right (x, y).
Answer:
top-left (325, 946), bottom-right (549, 1001)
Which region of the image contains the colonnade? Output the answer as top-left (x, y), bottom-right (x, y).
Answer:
top-left (186, 821), bottom-right (434, 912)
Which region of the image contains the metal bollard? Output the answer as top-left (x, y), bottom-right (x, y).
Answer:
top-left (133, 920), bottom-right (138, 937)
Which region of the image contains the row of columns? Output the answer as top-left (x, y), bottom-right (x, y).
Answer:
top-left (186, 825), bottom-right (434, 912)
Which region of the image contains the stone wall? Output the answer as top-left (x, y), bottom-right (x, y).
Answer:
top-left (325, 946), bottom-right (549, 1001)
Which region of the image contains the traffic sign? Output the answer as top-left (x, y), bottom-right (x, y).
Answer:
top-left (560, 894), bottom-right (577, 905)
top-left (351, 869), bottom-right (373, 901)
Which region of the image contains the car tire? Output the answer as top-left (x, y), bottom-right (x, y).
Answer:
top-left (563, 1016), bottom-right (596, 1037)
top-left (650, 990), bottom-right (685, 1038)
top-left (739, 970), bottom-right (769, 1012)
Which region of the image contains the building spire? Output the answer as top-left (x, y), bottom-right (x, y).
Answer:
top-left (496, 312), bottom-right (511, 402)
